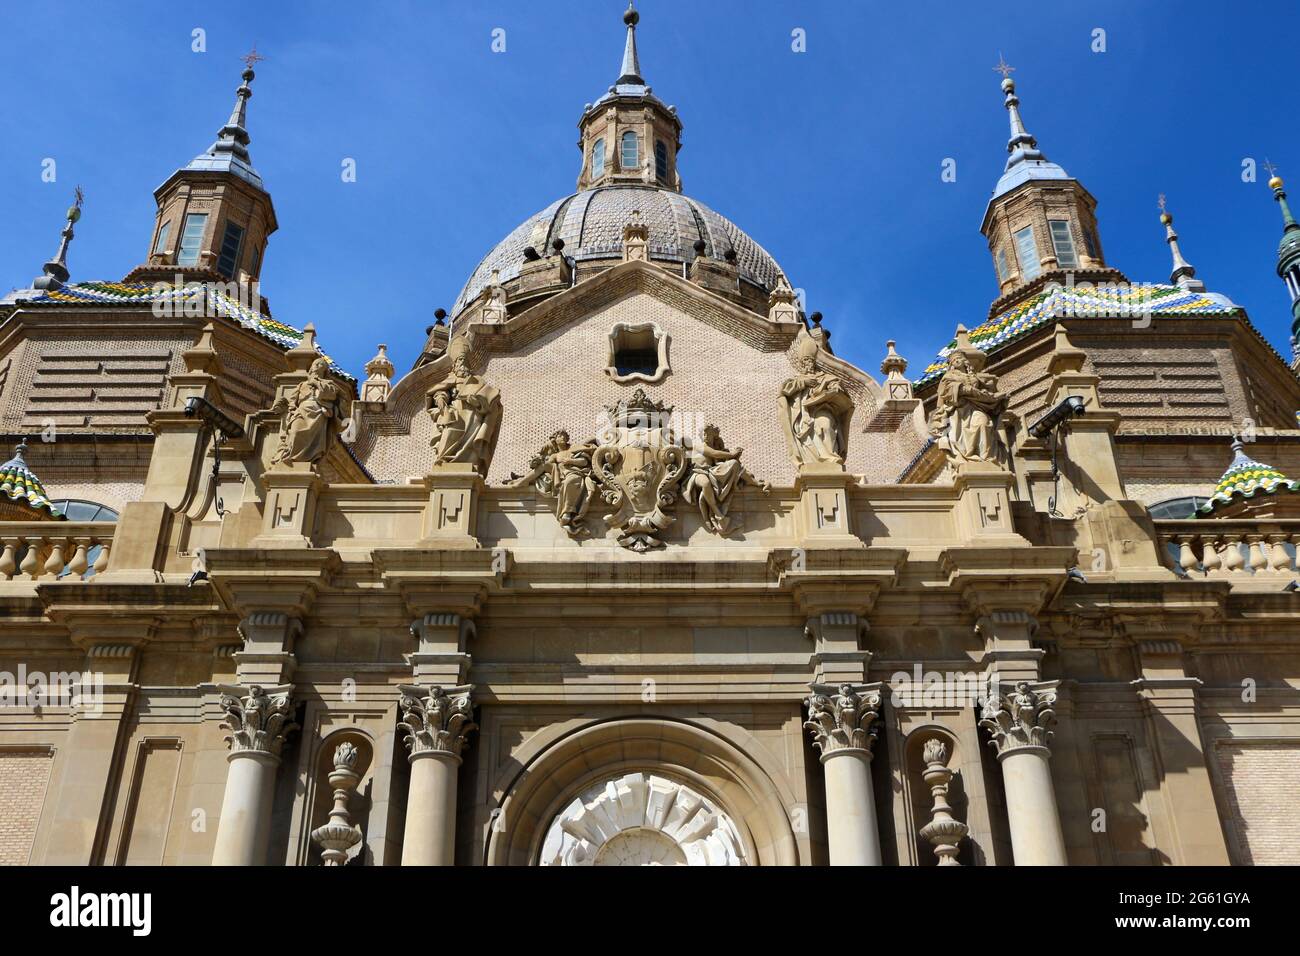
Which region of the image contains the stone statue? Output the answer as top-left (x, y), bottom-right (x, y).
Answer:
top-left (928, 347), bottom-right (1009, 469)
top-left (779, 331), bottom-right (854, 466)
top-left (681, 424), bottom-right (769, 534)
top-left (271, 357), bottom-right (344, 467)
top-left (426, 338), bottom-right (502, 474)
top-left (511, 429), bottom-right (600, 535)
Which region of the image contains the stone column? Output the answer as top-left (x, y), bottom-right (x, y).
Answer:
top-left (980, 680), bottom-right (1067, 865)
top-left (211, 684), bottom-right (298, 866)
top-left (397, 684), bottom-right (476, 866)
top-left (805, 683), bottom-right (884, 866)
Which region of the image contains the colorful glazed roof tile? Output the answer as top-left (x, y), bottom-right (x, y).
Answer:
top-left (16, 281), bottom-right (352, 380)
top-left (1197, 438), bottom-right (1300, 514)
top-left (916, 283), bottom-right (1239, 387)
top-left (0, 442), bottom-right (64, 520)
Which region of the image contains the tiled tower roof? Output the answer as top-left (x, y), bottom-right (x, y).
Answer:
top-left (1198, 437), bottom-right (1300, 514)
top-left (0, 442), bottom-right (63, 520)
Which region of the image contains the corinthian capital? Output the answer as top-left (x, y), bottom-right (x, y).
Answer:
top-left (979, 680), bottom-right (1057, 757)
top-left (397, 684), bottom-right (477, 760)
top-left (218, 684), bottom-right (298, 758)
top-left (804, 683), bottom-right (882, 758)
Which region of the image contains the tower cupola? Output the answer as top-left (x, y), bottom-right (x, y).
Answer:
top-left (128, 49), bottom-right (277, 288)
top-left (979, 58), bottom-right (1123, 304)
top-left (576, 3), bottom-right (683, 192)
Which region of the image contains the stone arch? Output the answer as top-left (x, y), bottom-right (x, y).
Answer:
top-left (485, 717), bottom-right (802, 866)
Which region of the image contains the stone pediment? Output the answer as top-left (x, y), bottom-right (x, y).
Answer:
top-left (461, 258), bottom-right (805, 355)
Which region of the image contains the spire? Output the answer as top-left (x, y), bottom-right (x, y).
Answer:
top-left (1266, 162), bottom-right (1300, 362)
top-left (618, 2), bottom-right (643, 85)
top-left (1157, 194), bottom-right (1203, 291)
top-left (994, 56), bottom-right (1044, 169)
top-left (184, 48), bottom-right (266, 191)
top-left (32, 186), bottom-right (84, 292)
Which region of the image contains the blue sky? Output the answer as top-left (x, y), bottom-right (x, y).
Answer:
top-left (2, 0), bottom-right (1298, 380)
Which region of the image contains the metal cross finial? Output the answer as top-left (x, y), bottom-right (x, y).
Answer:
top-left (73, 185), bottom-right (84, 210)
top-left (1157, 193), bottom-right (1167, 214)
top-left (241, 45), bottom-right (265, 70)
top-left (993, 54), bottom-right (1015, 79)
top-left (1264, 158), bottom-right (1280, 179)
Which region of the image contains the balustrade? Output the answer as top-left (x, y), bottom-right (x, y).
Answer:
top-left (1159, 521), bottom-right (1300, 577)
top-left (0, 523), bottom-right (114, 581)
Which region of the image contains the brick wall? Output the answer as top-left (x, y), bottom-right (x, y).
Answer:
top-left (0, 750), bottom-right (53, 865)
top-left (1214, 740), bottom-right (1300, 865)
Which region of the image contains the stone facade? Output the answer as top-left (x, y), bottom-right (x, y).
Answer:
top-left (1, 15), bottom-right (1299, 869)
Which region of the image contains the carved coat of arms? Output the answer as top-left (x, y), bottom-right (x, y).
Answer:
top-left (591, 390), bottom-right (687, 552)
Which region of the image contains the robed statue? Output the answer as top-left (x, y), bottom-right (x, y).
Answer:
top-left (427, 337), bottom-right (502, 474)
top-left (271, 357), bottom-right (345, 467)
top-left (927, 350), bottom-right (1010, 469)
top-left (779, 331), bottom-right (854, 467)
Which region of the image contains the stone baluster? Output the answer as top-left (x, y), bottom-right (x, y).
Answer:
top-left (1267, 534), bottom-right (1293, 572)
top-left (397, 685), bottom-right (476, 866)
top-left (66, 541), bottom-right (89, 579)
top-left (0, 539), bottom-right (17, 579)
top-left (1173, 536), bottom-right (1198, 574)
top-left (1222, 533), bottom-right (1246, 572)
top-left (19, 539), bottom-right (41, 579)
top-left (980, 680), bottom-right (1067, 865)
top-left (43, 538), bottom-right (67, 578)
top-left (804, 682), bottom-right (884, 866)
top-left (1247, 534), bottom-right (1269, 572)
top-left (918, 738), bottom-right (967, 866)
top-left (93, 540), bottom-right (111, 575)
top-left (211, 684), bottom-right (298, 866)
top-left (311, 742), bottom-right (363, 866)
top-left (1200, 535), bottom-right (1222, 573)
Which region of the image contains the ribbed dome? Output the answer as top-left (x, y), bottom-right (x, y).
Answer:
top-left (452, 185), bottom-right (785, 317)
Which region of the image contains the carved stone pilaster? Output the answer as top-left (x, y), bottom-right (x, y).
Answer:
top-left (804, 682), bottom-right (882, 759)
top-left (979, 680), bottom-right (1057, 758)
top-left (218, 684), bottom-right (298, 760)
top-left (397, 684), bottom-right (477, 761)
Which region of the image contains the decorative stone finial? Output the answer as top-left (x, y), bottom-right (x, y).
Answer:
top-left (880, 340), bottom-right (913, 403)
top-left (918, 738), bottom-right (968, 865)
top-left (622, 210), bottom-right (650, 261)
top-left (311, 741), bottom-right (364, 866)
top-left (361, 344), bottom-right (394, 403)
top-left (768, 274), bottom-right (800, 324)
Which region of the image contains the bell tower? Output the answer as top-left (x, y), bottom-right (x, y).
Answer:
top-left (127, 49), bottom-right (277, 290)
top-left (979, 58), bottom-right (1125, 305)
top-left (576, 3), bottom-right (683, 192)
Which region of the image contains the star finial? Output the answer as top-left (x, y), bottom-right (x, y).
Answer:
top-left (993, 54), bottom-right (1015, 79)
top-left (73, 184), bottom-right (84, 211)
top-left (241, 45), bottom-right (265, 70)
top-left (1157, 193), bottom-right (1167, 214)
top-left (1264, 158), bottom-right (1279, 180)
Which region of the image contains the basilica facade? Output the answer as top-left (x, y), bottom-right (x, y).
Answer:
top-left (3, 8), bottom-right (1300, 867)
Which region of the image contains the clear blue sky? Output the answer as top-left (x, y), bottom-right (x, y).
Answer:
top-left (3, 0), bottom-right (1298, 379)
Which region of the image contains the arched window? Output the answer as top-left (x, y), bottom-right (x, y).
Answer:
top-left (591, 138), bottom-right (605, 179)
top-left (621, 131), bottom-right (639, 171)
top-left (654, 140), bottom-right (668, 184)
top-left (1147, 496), bottom-right (1206, 520)
top-left (49, 499), bottom-right (118, 579)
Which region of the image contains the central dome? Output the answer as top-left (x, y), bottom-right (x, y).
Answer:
top-left (451, 184), bottom-right (785, 318)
